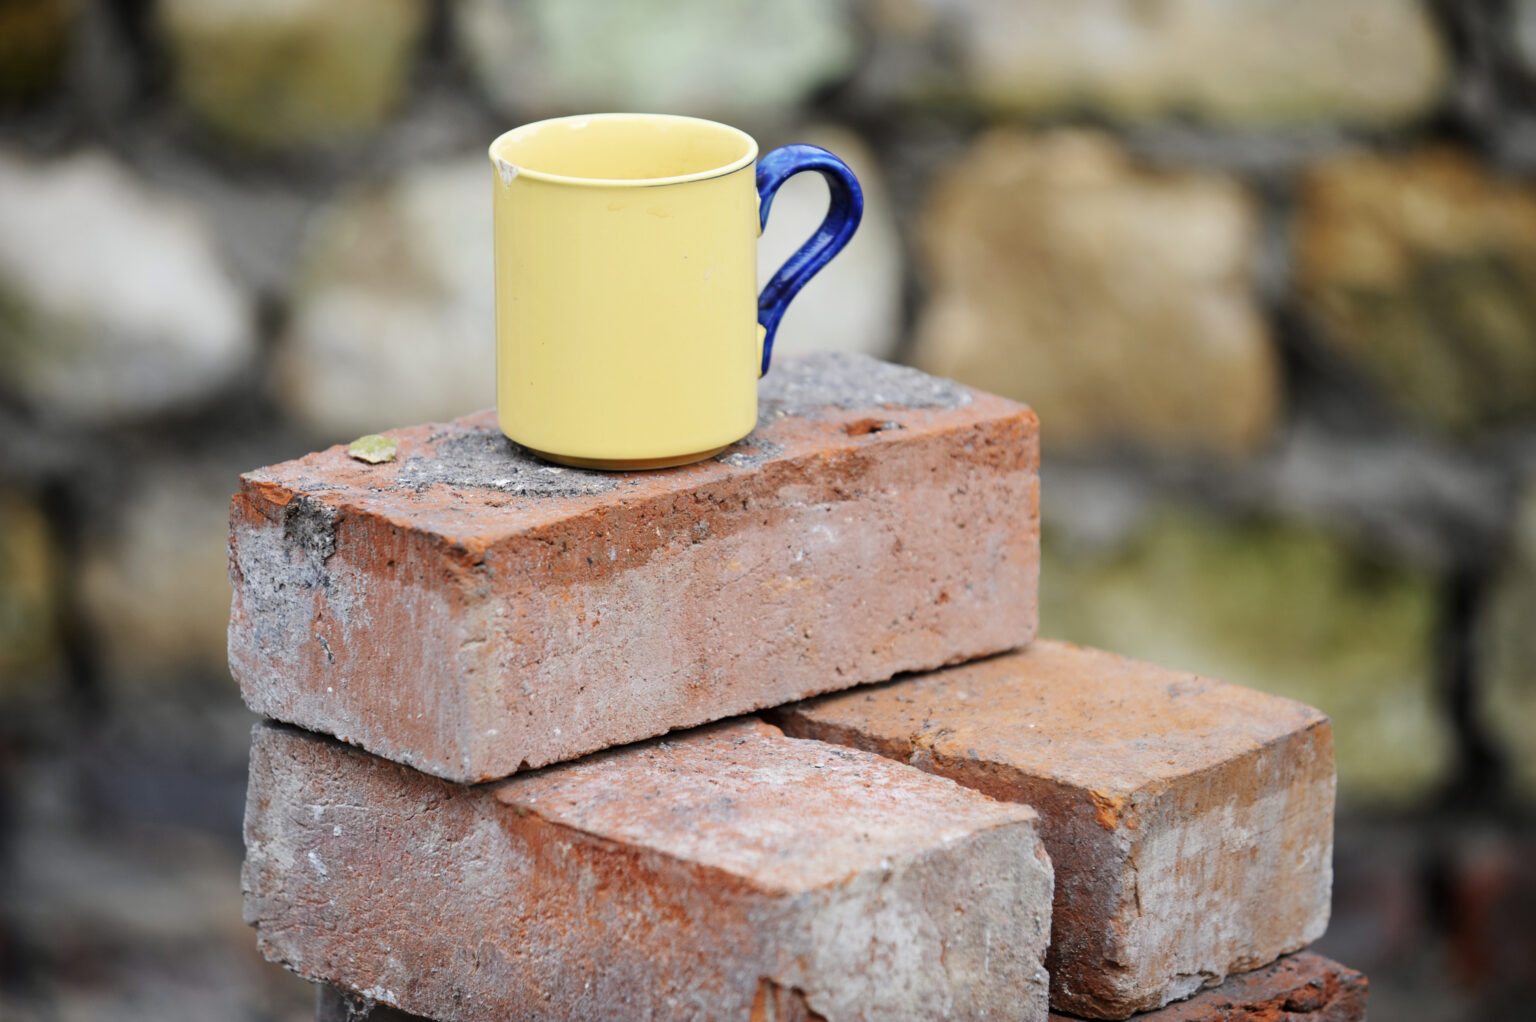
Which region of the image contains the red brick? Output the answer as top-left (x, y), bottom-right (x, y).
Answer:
top-left (775, 640), bottom-right (1335, 1019)
top-left (228, 353), bottom-right (1039, 783)
top-left (244, 718), bottom-right (1055, 1021)
top-left (1048, 952), bottom-right (1367, 1021)
top-left (307, 952), bottom-right (1365, 1022)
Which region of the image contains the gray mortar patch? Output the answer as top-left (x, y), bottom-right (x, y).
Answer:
top-left (717, 438), bottom-right (786, 470)
top-left (758, 352), bottom-right (971, 426)
top-left (373, 356), bottom-right (963, 489)
top-left (394, 428), bottom-right (618, 497)
top-left (283, 494), bottom-right (338, 560)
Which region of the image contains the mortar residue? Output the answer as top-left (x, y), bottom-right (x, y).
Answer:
top-left (283, 494), bottom-right (338, 560)
top-left (717, 438), bottom-right (786, 470)
top-left (758, 352), bottom-right (972, 425)
top-left (383, 355), bottom-right (968, 491)
top-left (394, 428), bottom-right (618, 497)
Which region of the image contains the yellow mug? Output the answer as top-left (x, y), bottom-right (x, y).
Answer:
top-left (488, 113), bottom-right (863, 469)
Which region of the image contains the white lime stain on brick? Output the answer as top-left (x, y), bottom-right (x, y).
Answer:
top-left (359, 986), bottom-right (401, 1007)
top-left (307, 851), bottom-right (328, 877)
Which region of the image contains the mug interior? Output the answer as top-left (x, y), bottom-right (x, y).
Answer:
top-left (490, 114), bottom-right (756, 185)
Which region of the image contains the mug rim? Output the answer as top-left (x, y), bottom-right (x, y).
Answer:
top-left (488, 112), bottom-right (759, 188)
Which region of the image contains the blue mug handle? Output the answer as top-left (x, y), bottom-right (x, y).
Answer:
top-left (756, 145), bottom-right (864, 376)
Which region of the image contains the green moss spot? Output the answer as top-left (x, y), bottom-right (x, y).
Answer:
top-left (348, 434), bottom-right (397, 464)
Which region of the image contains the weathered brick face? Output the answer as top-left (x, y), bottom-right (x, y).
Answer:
top-left (1047, 952), bottom-right (1368, 1022)
top-left (228, 354), bottom-right (1040, 783)
top-left (311, 951), bottom-right (1367, 1022)
top-left (244, 718), bottom-right (1055, 1022)
top-left (776, 639), bottom-right (1335, 1020)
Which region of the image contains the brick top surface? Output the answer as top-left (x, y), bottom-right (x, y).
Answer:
top-left (237, 352), bottom-right (1005, 553)
top-left (779, 638), bottom-right (1328, 800)
top-left (491, 717), bottom-right (1038, 895)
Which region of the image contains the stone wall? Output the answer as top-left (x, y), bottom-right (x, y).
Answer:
top-left (0, 1), bottom-right (1533, 1019)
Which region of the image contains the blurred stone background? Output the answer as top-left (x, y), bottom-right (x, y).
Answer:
top-left (1, 1), bottom-right (1534, 1019)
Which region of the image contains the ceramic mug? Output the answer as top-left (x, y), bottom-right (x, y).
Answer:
top-left (488, 112), bottom-right (862, 469)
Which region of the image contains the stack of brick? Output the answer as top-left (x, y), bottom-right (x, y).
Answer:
top-left (231, 353), bottom-right (1361, 1021)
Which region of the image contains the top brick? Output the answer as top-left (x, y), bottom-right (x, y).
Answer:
top-left (228, 354), bottom-right (1040, 782)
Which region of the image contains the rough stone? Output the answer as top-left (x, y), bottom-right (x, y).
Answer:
top-left (1480, 477), bottom-right (1536, 803)
top-left (1042, 419), bottom-right (1508, 575)
top-left (0, 0), bottom-right (74, 105)
top-left (1048, 952), bottom-right (1367, 1022)
top-left (911, 129), bottom-right (1278, 456)
top-left (0, 490), bottom-right (60, 696)
top-left (1518, 0), bottom-right (1536, 79)
top-left (777, 640), bottom-right (1334, 1019)
top-left (276, 158), bottom-right (493, 442)
top-left (228, 353), bottom-right (1039, 783)
top-left (244, 718), bottom-right (1055, 1022)
top-left (455, 0), bottom-right (856, 119)
top-left (0, 150), bottom-right (255, 426)
top-left (81, 455), bottom-right (254, 687)
top-left (1039, 506), bottom-right (1447, 804)
top-left (155, 0), bottom-right (428, 149)
top-left (757, 125), bottom-right (903, 361)
top-left (858, 0), bottom-right (1446, 126)
top-left (1295, 147), bottom-right (1536, 434)
top-left (1, 696), bottom-right (318, 1020)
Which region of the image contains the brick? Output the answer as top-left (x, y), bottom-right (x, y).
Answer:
top-left (308, 952), bottom-right (1365, 1022)
top-left (1049, 952), bottom-right (1367, 1022)
top-left (228, 353), bottom-right (1039, 783)
top-left (244, 718), bottom-right (1054, 1022)
top-left (775, 640), bottom-right (1335, 1019)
